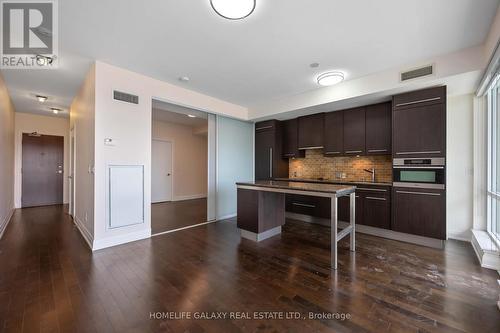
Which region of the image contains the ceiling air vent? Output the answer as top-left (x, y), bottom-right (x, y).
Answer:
top-left (400, 65), bottom-right (433, 82)
top-left (113, 90), bottom-right (139, 104)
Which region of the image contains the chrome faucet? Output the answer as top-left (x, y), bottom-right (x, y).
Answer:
top-left (363, 168), bottom-right (375, 182)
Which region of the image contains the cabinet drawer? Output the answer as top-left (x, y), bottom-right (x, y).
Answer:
top-left (285, 194), bottom-right (330, 218)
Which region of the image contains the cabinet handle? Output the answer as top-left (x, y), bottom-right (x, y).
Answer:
top-left (393, 166), bottom-right (445, 169)
top-left (366, 196), bottom-right (387, 201)
top-left (345, 150), bottom-right (362, 154)
top-left (292, 202), bottom-right (316, 208)
top-left (269, 148), bottom-right (273, 178)
top-left (395, 151), bottom-right (441, 155)
top-left (396, 190), bottom-right (441, 196)
top-left (357, 188), bottom-right (387, 192)
top-left (325, 151), bottom-right (341, 155)
top-left (298, 146), bottom-right (324, 150)
top-left (395, 97), bottom-right (441, 107)
top-left (368, 149), bottom-right (388, 153)
top-left (256, 125), bottom-right (273, 131)
top-left (284, 153), bottom-right (295, 157)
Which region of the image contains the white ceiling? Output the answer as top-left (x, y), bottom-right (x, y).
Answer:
top-left (1, 0), bottom-right (499, 119)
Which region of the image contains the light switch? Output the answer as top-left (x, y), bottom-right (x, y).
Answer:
top-left (104, 138), bottom-right (116, 146)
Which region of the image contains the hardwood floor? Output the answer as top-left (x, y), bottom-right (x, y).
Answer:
top-left (1, 205), bottom-right (499, 332)
top-left (151, 198), bottom-right (207, 234)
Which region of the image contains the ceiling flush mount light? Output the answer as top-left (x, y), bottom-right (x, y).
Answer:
top-left (179, 76), bottom-right (190, 82)
top-left (51, 108), bottom-right (62, 114)
top-left (187, 114), bottom-right (196, 118)
top-left (210, 0), bottom-right (256, 20)
top-left (36, 95), bottom-right (48, 102)
top-left (317, 71), bottom-right (345, 86)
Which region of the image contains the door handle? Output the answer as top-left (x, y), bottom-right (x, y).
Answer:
top-left (57, 170), bottom-right (63, 174)
top-left (269, 148), bottom-right (273, 178)
top-left (167, 173), bottom-right (171, 176)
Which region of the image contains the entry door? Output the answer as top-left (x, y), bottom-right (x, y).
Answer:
top-left (152, 140), bottom-right (173, 203)
top-left (22, 134), bottom-right (64, 207)
top-left (69, 133), bottom-right (75, 216)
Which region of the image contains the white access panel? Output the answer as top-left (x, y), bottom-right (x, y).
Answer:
top-left (108, 165), bottom-right (144, 229)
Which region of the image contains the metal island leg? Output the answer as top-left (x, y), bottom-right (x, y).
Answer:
top-left (330, 191), bottom-right (356, 270)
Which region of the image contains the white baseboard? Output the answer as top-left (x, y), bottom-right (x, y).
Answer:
top-left (152, 220), bottom-right (217, 237)
top-left (217, 213), bottom-right (236, 221)
top-left (0, 207), bottom-right (15, 239)
top-left (73, 216), bottom-right (94, 250)
top-left (173, 194), bottom-right (207, 202)
top-left (447, 234), bottom-right (471, 242)
top-left (92, 228), bottom-right (151, 251)
top-left (471, 229), bottom-right (500, 270)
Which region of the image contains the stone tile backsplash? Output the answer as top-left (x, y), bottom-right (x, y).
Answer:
top-left (289, 149), bottom-right (392, 183)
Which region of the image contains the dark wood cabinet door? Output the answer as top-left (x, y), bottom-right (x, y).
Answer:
top-left (298, 113), bottom-right (324, 149)
top-left (392, 86), bottom-right (446, 158)
top-left (393, 103), bottom-right (445, 158)
top-left (392, 188), bottom-right (446, 239)
top-left (282, 119), bottom-right (305, 158)
top-left (323, 111), bottom-right (343, 157)
top-left (363, 194), bottom-right (391, 229)
top-left (366, 102), bottom-right (391, 155)
top-left (343, 107), bottom-right (365, 155)
top-left (255, 129), bottom-right (274, 180)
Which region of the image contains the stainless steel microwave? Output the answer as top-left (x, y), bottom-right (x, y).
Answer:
top-left (393, 158), bottom-right (445, 189)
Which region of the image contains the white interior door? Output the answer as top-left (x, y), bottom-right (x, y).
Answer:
top-left (152, 140), bottom-right (173, 203)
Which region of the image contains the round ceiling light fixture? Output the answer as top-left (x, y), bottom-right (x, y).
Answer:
top-left (317, 71), bottom-right (345, 86)
top-left (210, 0), bottom-right (256, 20)
top-left (51, 107), bottom-right (62, 114)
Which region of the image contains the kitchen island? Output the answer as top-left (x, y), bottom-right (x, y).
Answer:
top-left (236, 180), bottom-right (356, 269)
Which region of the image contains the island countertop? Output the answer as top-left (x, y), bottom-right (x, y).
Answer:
top-left (236, 180), bottom-right (356, 196)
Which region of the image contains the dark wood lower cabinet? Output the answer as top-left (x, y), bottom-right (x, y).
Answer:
top-left (285, 185), bottom-right (391, 230)
top-left (363, 193), bottom-right (391, 229)
top-left (392, 187), bottom-right (446, 239)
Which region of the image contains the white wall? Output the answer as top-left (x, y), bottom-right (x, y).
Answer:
top-left (69, 64), bottom-right (96, 247)
top-left (0, 73), bottom-right (15, 238)
top-left (152, 120), bottom-right (207, 200)
top-left (90, 61), bottom-right (249, 250)
top-left (216, 116), bottom-right (254, 219)
top-left (447, 94), bottom-right (474, 241)
top-left (14, 113), bottom-right (70, 208)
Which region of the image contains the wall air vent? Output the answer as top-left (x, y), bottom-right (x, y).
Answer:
top-left (113, 90), bottom-right (139, 104)
top-left (400, 65), bottom-right (434, 82)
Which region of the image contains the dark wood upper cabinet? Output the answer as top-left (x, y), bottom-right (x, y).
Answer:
top-left (392, 86), bottom-right (446, 158)
top-left (255, 120), bottom-right (288, 180)
top-left (298, 113), bottom-right (324, 150)
top-left (365, 102), bottom-right (391, 155)
top-left (392, 187), bottom-right (446, 239)
top-left (282, 119), bottom-right (305, 158)
top-left (323, 111), bottom-right (343, 157)
top-left (343, 107), bottom-right (365, 155)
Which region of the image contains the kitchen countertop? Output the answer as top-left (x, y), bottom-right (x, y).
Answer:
top-left (236, 180), bottom-right (356, 196)
top-left (274, 178), bottom-right (392, 187)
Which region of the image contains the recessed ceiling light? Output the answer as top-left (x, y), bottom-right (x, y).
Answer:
top-left (51, 108), bottom-right (62, 114)
top-left (36, 95), bottom-right (48, 102)
top-left (179, 76), bottom-right (190, 82)
top-left (187, 114), bottom-right (196, 118)
top-left (317, 71), bottom-right (345, 86)
top-left (210, 0), bottom-right (256, 20)
top-left (310, 63), bottom-right (320, 68)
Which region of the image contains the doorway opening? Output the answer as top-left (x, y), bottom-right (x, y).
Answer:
top-left (151, 100), bottom-right (214, 235)
top-left (21, 133), bottom-right (64, 208)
